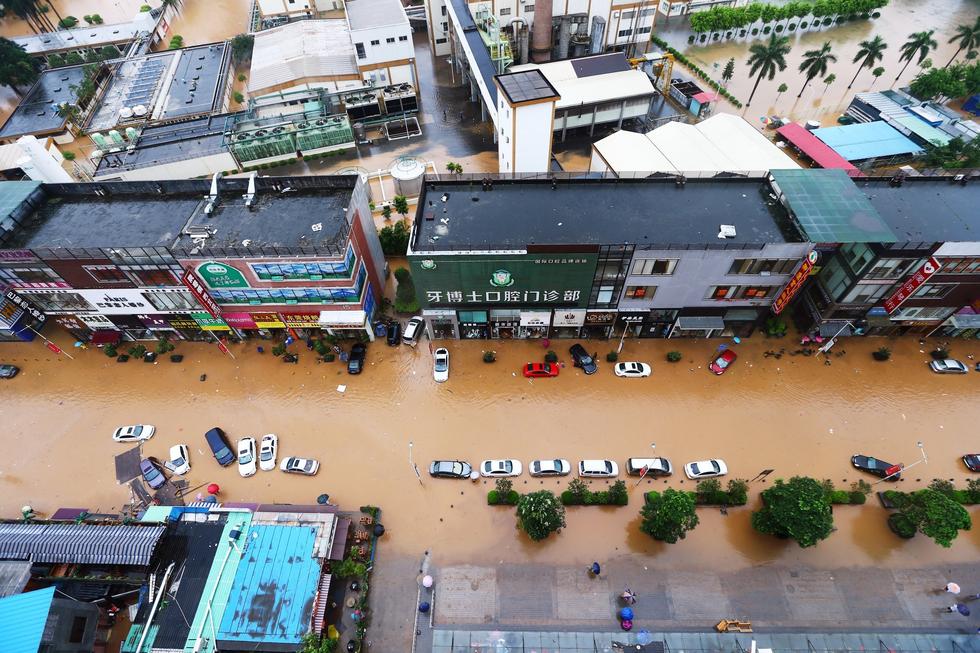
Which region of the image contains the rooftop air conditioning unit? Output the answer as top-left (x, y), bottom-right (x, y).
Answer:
top-left (717, 225), bottom-right (736, 239)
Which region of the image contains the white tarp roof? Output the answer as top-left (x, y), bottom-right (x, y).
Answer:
top-left (593, 113), bottom-right (800, 174)
top-left (249, 20), bottom-right (358, 94)
top-left (510, 62), bottom-right (654, 108)
top-left (345, 0), bottom-right (409, 31)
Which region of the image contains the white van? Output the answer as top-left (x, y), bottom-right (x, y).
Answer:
top-left (402, 316), bottom-right (425, 347)
top-left (626, 457), bottom-right (672, 477)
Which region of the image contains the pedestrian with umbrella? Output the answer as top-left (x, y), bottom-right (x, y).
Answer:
top-left (944, 582), bottom-right (961, 594)
top-left (946, 603), bottom-right (970, 616)
top-left (621, 587), bottom-right (637, 606)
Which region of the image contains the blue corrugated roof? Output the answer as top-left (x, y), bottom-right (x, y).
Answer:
top-left (0, 586), bottom-right (56, 653)
top-left (216, 525), bottom-right (321, 649)
top-left (813, 122), bottom-right (922, 162)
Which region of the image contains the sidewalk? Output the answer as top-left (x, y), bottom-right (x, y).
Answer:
top-left (434, 560), bottom-right (980, 633)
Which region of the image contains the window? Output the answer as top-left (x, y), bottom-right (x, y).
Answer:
top-left (17, 291), bottom-right (94, 312)
top-left (738, 286), bottom-right (776, 299)
top-left (596, 285), bottom-right (615, 304)
top-left (144, 291), bottom-right (199, 311)
top-left (69, 616), bottom-right (88, 644)
top-left (499, 7), bottom-right (511, 14)
top-left (727, 259), bottom-right (797, 275)
top-left (441, 5), bottom-right (447, 14)
top-left (251, 249), bottom-right (356, 281)
top-left (435, 37), bottom-right (447, 44)
top-left (399, 35), bottom-right (408, 41)
top-left (210, 265), bottom-right (367, 305)
top-left (637, 26), bottom-right (652, 34)
top-left (939, 257), bottom-right (980, 274)
top-left (84, 265), bottom-right (129, 284)
top-left (0, 267), bottom-right (64, 286)
top-left (625, 285), bottom-right (656, 299)
top-left (841, 283), bottom-right (891, 304)
top-left (913, 283), bottom-right (953, 299)
top-left (441, 21), bottom-right (448, 30)
top-left (863, 258), bottom-right (917, 280)
top-left (633, 259), bottom-right (676, 275)
top-left (370, 39), bottom-right (380, 46)
top-left (129, 268), bottom-right (178, 286)
top-left (707, 286), bottom-right (735, 299)
top-left (525, 4), bottom-right (534, 10)
top-left (386, 37), bottom-right (396, 43)
top-left (892, 306), bottom-right (954, 320)
top-left (840, 242), bottom-right (874, 275)
top-left (355, 42), bottom-right (366, 59)
top-left (618, 28), bottom-right (633, 37)
top-left (621, 10), bottom-right (636, 18)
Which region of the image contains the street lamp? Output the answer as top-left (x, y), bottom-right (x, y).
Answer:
top-left (409, 441), bottom-right (423, 487)
top-left (875, 440), bottom-right (927, 484)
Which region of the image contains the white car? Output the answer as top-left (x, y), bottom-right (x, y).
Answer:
top-left (529, 459), bottom-right (571, 477)
top-left (280, 456), bottom-right (320, 476)
top-left (615, 362), bottom-right (651, 378)
top-left (684, 459), bottom-right (727, 479)
top-left (579, 459), bottom-right (619, 478)
top-left (480, 459), bottom-right (522, 477)
top-left (237, 437), bottom-right (256, 478)
top-left (168, 444), bottom-right (190, 475)
top-left (112, 424), bottom-right (155, 442)
top-left (433, 348), bottom-right (450, 382)
top-left (929, 359), bottom-right (968, 374)
top-left (259, 434), bottom-right (278, 472)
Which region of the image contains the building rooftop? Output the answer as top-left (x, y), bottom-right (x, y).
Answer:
top-left (495, 70), bottom-right (560, 105)
top-left (12, 12), bottom-right (155, 55)
top-left (813, 121), bottom-right (922, 162)
top-left (249, 20), bottom-right (357, 95)
top-left (447, 0), bottom-right (498, 106)
top-left (0, 561), bottom-right (31, 599)
top-left (511, 54), bottom-right (655, 109)
top-left (0, 522), bottom-right (166, 566)
top-left (0, 586), bottom-right (55, 653)
top-left (0, 66), bottom-right (87, 140)
top-left (859, 177), bottom-right (980, 243)
top-left (412, 176), bottom-right (799, 252)
top-left (94, 115), bottom-right (230, 176)
top-left (345, 0), bottom-right (409, 30)
top-left (6, 177), bottom-right (357, 253)
top-left (770, 169), bottom-right (896, 244)
top-left (216, 524), bottom-right (322, 650)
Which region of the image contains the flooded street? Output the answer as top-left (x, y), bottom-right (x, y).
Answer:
top-left (161, 0), bottom-right (252, 46)
top-left (1, 332), bottom-right (977, 572)
top-left (660, 0), bottom-right (980, 122)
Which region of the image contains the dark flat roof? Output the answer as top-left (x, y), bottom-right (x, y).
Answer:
top-left (859, 177), bottom-right (980, 243)
top-left (162, 44), bottom-right (228, 120)
top-left (413, 176), bottom-right (799, 251)
top-left (449, 0), bottom-right (498, 105)
top-left (0, 66), bottom-right (86, 139)
top-left (496, 70), bottom-right (559, 104)
top-left (8, 177), bottom-right (356, 250)
top-left (94, 115), bottom-right (229, 176)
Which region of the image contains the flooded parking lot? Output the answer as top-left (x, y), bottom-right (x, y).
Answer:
top-left (0, 332), bottom-right (977, 572)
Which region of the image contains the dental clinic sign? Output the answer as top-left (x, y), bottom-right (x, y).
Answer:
top-left (410, 253), bottom-right (598, 309)
top-left (883, 256), bottom-right (940, 314)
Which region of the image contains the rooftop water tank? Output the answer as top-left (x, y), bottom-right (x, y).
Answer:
top-left (133, 105), bottom-right (147, 117)
top-left (119, 107), bottom-right (134, 120)
top-left (389, 156), bottom-right (426, 198)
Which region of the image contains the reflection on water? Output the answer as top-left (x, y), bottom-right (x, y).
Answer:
top-left (0, 332), bottom-right (977, 571)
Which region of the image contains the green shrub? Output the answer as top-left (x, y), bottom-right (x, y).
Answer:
top-left (140, 4), bottom-right (152, 11)
top-left (233, 91), bottom-right (245, 103)
top-left (606, 351), bottom-right (618, 363)
top-left (952, 489), bottom-right (975, 505)
top-left (727, 479), bottom-right (749, 506)
top-left (544, 350), bottom-right (558, 363)
top-left (873, 346), bottom-right (891, 361)
top-left (488, 490), bottom-right (500, 505)
top-left (667, 351), bottom-right (682, 362)
top-left (888, 512), bottom-right (916, 538)
top-left (91, 14), bottom-right (103, 24)
top-left (103, 343), bottom-right (117, 357)
top-left (128, 344), bottom-right (147, 359)
top-left (929, 478), bottom-right (955, 498)
top-left (848, 491), bottom-right (867, 504)
top-left (608, 480), bottom-right (629, 506)
top-left (62, 151), bottom-right (76, 161)
top-left (59, 16), bottom-right (79, 28)
top-left (829, 489), bottom-right (851, 504)
top-left (882, 489), bottom-right (908, 508)
top-left (335, 553), bottom-right (368, 579)
top-left (271, 343), bottom-right (287, 357)
top-left (237, 73), bottom-right (246, 82)
top-left (566, 478), bottom-right (589, 504)
top-left (155, 338), bottom-right (175, 354)
top-left (560, 490), bottom-right (577, 505)
top-left (851, 479), bottom-right (872, 496)
top-left (482, 351), bottom-right (495, 363)
top-left (322, 353), bottom-right (335, 362)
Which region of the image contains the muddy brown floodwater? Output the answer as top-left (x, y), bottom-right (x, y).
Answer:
top-left (0, 332), bottom-right (978, 571)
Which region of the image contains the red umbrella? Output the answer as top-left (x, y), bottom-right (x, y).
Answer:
top-left (207, 483), bottom-right (220, 495)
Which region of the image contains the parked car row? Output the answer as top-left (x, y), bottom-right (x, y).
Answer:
top-left (428, 456), bottom-right (727, 480)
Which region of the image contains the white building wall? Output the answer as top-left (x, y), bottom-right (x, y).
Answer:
top-left (257, 0), bottom-right (323, 17)
top-left (620, 243), bottom-right (811, 309)
top-left (350, 24), bottom-right (415, 67)
top-left (498, 99), bottom-right (553, 173)
top-left (96, 151), bottom-right (239, 182)
top-left (589, 147), bottom-right (610, 174)
top-left (425, 0), bottom-right (451, 55)
top-left (359, 62), bottom-right (414, 86)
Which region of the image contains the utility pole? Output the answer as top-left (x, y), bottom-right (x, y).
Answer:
top-left (409, 441), bottom-right (423, 487)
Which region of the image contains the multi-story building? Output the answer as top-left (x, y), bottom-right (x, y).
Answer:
top-left (407, 174), bottom-right (810, 340)
top-left (0, 175), bottom-right (385, 344)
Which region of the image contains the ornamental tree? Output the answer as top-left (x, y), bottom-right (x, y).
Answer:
top-left (640, 489), bottom-right (699, 543)
top-left (751, 476), bottom-right (833, 548)
top-left (898, 488), bottom-right (971, 547)
top-left (516, 490), bottom-right (566, 542)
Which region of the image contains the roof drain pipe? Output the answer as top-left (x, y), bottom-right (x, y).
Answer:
top-left (135, 562), bottom-right (175, 653)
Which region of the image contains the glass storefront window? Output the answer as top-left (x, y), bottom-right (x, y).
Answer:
top-left (251, 247), bottom-right (356, 281)
top-left (209, 265), bottom-right (367, 305)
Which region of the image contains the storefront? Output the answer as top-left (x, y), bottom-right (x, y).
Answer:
top-left (53, 314), bottom-right (91, 341)
top-left (167, 315), bottom-right (205, 341)
top-left (639, 310), bottom-right (677, 338)
top-left (580, 311), bottom-right (616, 339)
top-left (0, 289), bottom-right (46, 342)
top-left (519, 311), bottom-right (551, 339)
top-left (280, 312), bottom-right (322, 340)
top-left (423, 309), bottom-right (459, 339)
top-left (458, 310), bottom-right (489, 339)
top-left (928, 309), bottom-right (980, 339)
top-left (614, 311), bottom-right (647, 339)
top-left (668, 315), bottom-right (725, 339)
top-left (489, 309), bottom-right (519, 339)
top-left (192, 312), bottom-right (232, 341)
top-left (722, 309), bottom-right (761, 338)
top-left (319, 309), bottom-right (374, 341)
top-left (550, 309), bottom-right (586, 339)
top-left (108, 315), bottom-right (155, 341)
top-left (219, 312), bottom-right (289, 339)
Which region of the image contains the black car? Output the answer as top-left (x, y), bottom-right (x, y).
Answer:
top-left (963, 454), bottom-right (980, 472)
top-left (851, 454), bottom-right (901, 481)
top-left (568, 343), bottom-right (597, 375)
top-left (205, 427), bottom-right (235, 467)
top-left (0, 364), bottom-right (19, 379)
top-left (348, 343), bottom-right (366, 374)
top-left (386, 322), bottom-right (401, 346)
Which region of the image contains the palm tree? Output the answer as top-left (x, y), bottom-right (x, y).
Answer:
top-left (745, 34), bottom-right (791, 107)
top-left (896, 30), bottom-right (937, 81)
top-left (849, 36), bottom-right (886, 88)
top-left (946, 17), bottom-right (980, 67)
top-left (870, 66), bottom-right (885, 88)
top-left (797, 41), bottom-right (836, 97)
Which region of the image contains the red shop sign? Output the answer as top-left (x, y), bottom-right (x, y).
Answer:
top-left (883, 257), bottom-right (940, 314)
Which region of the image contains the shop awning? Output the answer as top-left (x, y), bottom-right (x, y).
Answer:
top-left (819, 322), bottom-right (854, 337)
top-left (90, 330), bottom-right (122, 345)
top-left (723, 309), bottom-right (758, 321)
top-left (950, 313), bottom-right (980, 328)
top-left (319, 310), bottom-right (366, 328)
top-left (676, 316), bottom-right (725, 330)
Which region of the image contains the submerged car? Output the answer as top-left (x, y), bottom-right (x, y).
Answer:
top-left (929, 359), bottom-right (968, 374)
top-left (614, 362), bottom-right (651, 378)
top-left (523, 363), bottom-right (559, 378)
top-left (578, 459), bottom-right (619, 478)
top-left (851, 454), bottom-right (901, 481)
top-left (709, 350), bottom-right (737, 375)
top-left (205, 427), bottom-right (235, 466)
top-left (140, 458), bottom-right (166, 490)
top-left (113, 424), bottom-right (155, 443)
top-left (433, 348), bottom-right (450, 382)
top-left (684, 459), bottom-right (727, 479)
top-left (963, 454), bottom-right (980, 472)
top-left (348, 343), bottom-right (366, 374)
top-left (386, 322), bottom-right (401, 346)
top-left (237, 437), bottom-right (257, 478)
top-left (168, 444), bottom-right (190, 475)
top-left (569, 344), bottom-right (597, 375)
top-left (0, 364), bottom-right (20, 379)
top-left (280, 456), bottom-right (320, 476)
top-left (259, 434), bottom-right (278, 472)
top-left (529, 459), bottom-right (571, 477)
top-left (480, 459), bottom-right (523, 477)
top-left (429, 460), bottom-right (472, 479)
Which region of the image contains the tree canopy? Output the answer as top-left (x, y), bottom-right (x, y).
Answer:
top-left (898, 489), bottom-right (971, 547)
top-left (909, 61), bottom-right (980, 100)
top-left (640, 489), bottom-right (699, 543)
top-left (516, 490), bottom-right (566, 542)
top-left (751, 476), bottom-right (834, 548)
top-left (0, 37), bottom-right (39, 93)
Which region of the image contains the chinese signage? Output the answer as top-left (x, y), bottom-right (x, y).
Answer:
top-left (411, 254), bottom-right (597, 309)
top-left (138, 314), bottom-right (171, 329)
top-left (181, 269), bottom-right (221, 318)
top-left (253, 313), bottom-right (286, 329)
top-left (222, 312), bottom-right (258, 329)
top-left (196, 261), bottom-right (249, 289)
top-left (585, 311), bottom-right (616, 325)
top-left (4, 289), bottom-right (47, 324)
top-left (883, 257), bottom-right (941, 314)
top-left (280, 312), bottom-right (321, 328)
top-left (771, 251), bottom-right (819, 315)
top-left (0, 250), bottom-right (38, 261)
top-left (552, 310), bottom-right (586, 327)
top-left (72, 289), bottom-right (157, 314)
top-left (168, 316), bottom-right (199, 330)
top-left (192, 312), bottom-right (230, 330)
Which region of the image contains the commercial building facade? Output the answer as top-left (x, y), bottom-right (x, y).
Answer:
top-left (0, 175), bottom-right (385, 344)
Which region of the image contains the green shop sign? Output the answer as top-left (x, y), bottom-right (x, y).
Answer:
top-left (410, 254), bottom-right (597, 309)
top-left (197, 261), bottom-right (249, 289)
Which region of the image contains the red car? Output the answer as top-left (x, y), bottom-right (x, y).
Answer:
top-left (708, 349), bottom-right (737, 375)
top-left (523, 362), bottom-right (559, 378)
